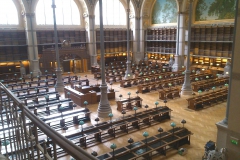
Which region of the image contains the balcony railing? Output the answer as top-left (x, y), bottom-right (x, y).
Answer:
top-left (0, 83), bottom-right (97, 160)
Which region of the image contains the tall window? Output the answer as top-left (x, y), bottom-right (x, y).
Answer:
top-left (36, 0), bottom-right (80, 25)
top-left (95, 0), bottom-right (126, 25)
top-left (0, 0), bottom-right (18, 25)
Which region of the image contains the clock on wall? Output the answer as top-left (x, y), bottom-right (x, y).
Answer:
top-left (62, 40), bottom-right (71, 47)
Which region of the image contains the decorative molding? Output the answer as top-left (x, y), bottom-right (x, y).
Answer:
top-left (231, 72), bottom-right (240, 81)
top-left (132, 0), bottom-right (144, 9)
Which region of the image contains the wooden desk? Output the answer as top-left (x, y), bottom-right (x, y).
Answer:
top-left (159, 88), bottom-right (180, 100)
top-left (116, 96), bottom-right (142, 111)
top-left (75, 85), bottom-right (100, 94)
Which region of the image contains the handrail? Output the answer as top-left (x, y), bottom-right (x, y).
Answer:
top-left (0, 83), bottom-right (97, 160)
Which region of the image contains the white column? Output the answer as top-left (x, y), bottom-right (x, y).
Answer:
top-left (172, 12), bottom-right (185, 71)
top-left (181, 0), bottom-right (193, 96)
top-left (138, 16), bottom-right (147, 63)
top-left (88, 15), bottom-right (98, 66)
top-left (216, 1), bottom-right (240, 159)
top-left (132, 16), bottom-right (140, 63)
top-left (25, 13), bottom-right (41, 76)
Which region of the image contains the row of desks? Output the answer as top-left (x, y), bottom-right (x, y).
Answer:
top-left (192, 77), bottom-right (229, 92)
top-left (97, 127), bottom-right (192, 160)
top-left (63, 107), bottom-right (172, 148)
top-left (186, 88), bottom-right (228, 110)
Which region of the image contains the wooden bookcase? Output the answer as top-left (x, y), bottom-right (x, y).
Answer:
top-left (0, 30), bottom-right (28, 62)
top-left (37, 30), bottom-right (89, 72)
top-left (145, 27), bottom-right (177, 61)
top-left (95, 29), bottom-right (132, 65)
top-left (191, 25), bottom-right (233, 58)
top-left (191, 24), bottom-right (233, 69)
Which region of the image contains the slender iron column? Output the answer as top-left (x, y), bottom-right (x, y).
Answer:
top-left (124, 0), bottom-right (133, 79)
top-left (52, 0), bottom-right (64, 92)
top-left (181, 0), bottom-right (193, 95)
top-left (97, 0), bottom-right (112, 117)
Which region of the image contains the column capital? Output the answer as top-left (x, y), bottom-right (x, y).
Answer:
top-left (135, 16), bottom-right (141, 20)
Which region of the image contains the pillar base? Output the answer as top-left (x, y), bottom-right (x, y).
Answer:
top-left (124, 61), bottom-right (133, 79)
top-left (92, 55), bottom-right (99, 67)
top-left (172, 55), bottom-right (183, 72)
top-left (31, 60), bottom-right (42, 76)
top-left (97, 84), bottom-right (112, 118)
top-left (55, 69), bottom-right (64, 92)
top-left (181, 89), bottom-right (193, 96)
top-left (181, 71), bottom-right (192, 95)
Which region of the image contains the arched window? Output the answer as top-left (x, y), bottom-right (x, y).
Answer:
top-left (0, 0), bottom-right (18, 25)
top-left (95, 0), bottom-right (126, 25)
top-left (36, 0), bottom-right (80, 25)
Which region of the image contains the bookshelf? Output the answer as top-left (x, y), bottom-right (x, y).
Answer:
top-left (95, 29), bottom-right (132, 65)
top-left (191, 25), bottom-right (233, 69)
top-left (37, 30), bottom-right (89, 72)
top-left (145, 27), bottom-right (177, 61)
top-left (0, 30), bottom-right (28, 62)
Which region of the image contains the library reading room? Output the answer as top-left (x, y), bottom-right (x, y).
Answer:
top-left (0, 0), bottom-right (240, 160)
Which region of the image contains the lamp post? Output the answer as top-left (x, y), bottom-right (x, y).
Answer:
top-left (119, 94), bottom-right (122, 100)
top-left (144, 104), bottom-right (149, 111)
top-left (212, 86), bottom-right (216, 92)
top-left (95, 117), bottom-right (100, 126)
top-left (110, 143), bottom-right (117, 158)
top-left (164, 99), bottom-right (167, 107)
top-left (108, 113), bottom-right (113, 126)
top-left (133, 106), bottom-right (138, 117)
top-left (128, 138), bottom-right (134, 150)
top-left (158, 127), bottom-right (163, 145)
top-left (181, 119), bottom-right (186, 128)
top-left (143, 131), bottom-right (149, 150)
top-left (181, 0), bottom-right (193, 96)
top-left (122, 110), bottom-right (126, 119)
top-left (67, 92), bottom-right (70, 99)
top-left (52, 0), bottom-right (64, 92)
top-left (170, 122), bottom-right (176, 136)
top-left (79, 120), bottom-right (84, 134)
top-left (155, 101), bottom-right (159, 109)
top-left (225, 83), bottom-right (228, 89)
top-left (124, 0), bottom-right (133, 79)
top-left (206, 75), bottom-right (209, 82)
top-left (136, 90), bottom-right (139, 97)
top-left (168, 83), bottom-right (172, 90)
top-left (128, 92), bottom-right (131, 99)
top-left (83, 101), bottom-right (88, 109)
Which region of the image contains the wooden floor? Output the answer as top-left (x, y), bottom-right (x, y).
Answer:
top-left (59, 72), bottom-right (226, 160)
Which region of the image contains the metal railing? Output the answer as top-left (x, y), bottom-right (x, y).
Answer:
top-left (0, 83), bottom-right (97, 160)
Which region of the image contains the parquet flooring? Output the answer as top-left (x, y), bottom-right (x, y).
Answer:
top-left (58, 72), bottom-right (226, 160)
